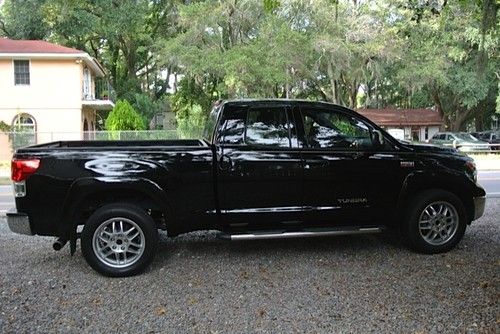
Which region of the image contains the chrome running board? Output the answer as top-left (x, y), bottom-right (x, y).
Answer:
top-left (220, 227), bottom-right (382, 241)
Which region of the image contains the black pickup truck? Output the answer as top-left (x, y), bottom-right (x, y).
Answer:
top-left (7, 99), bottom-right (486, 276)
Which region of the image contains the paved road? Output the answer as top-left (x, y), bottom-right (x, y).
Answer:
top-left (0, 185), bottom-right (13, 214)
top-left (478, 170), bottom-right (500, 197)
top-left (0, 170), bottom-right (499, 213)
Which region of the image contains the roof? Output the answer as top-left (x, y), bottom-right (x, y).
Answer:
top-left (356, 108), bottom-right (443, 127)
top-left (223, 99), bottom-right (348, 110)
top-left (0, 38), bottom-right (105, 77)
top-left (0, 38), bottom-right (82, 54)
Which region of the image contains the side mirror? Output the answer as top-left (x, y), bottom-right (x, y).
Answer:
top-left (372, 130), bottom-right (384, 147)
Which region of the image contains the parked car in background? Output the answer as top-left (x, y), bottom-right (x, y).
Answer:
top-left (429, 132), bottom-right (491, 152)
top-left (475, 131), bottom-right (500, 150)
top-left (469, 132), bottom-right (482, 140)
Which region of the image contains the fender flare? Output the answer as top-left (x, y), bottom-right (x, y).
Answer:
top-left (59, 177), bottom-right (171, 249)
top-left (396, 170), bottom-right (480, 221)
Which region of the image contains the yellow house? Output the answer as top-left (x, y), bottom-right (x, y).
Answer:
top-left (0, 38), bottom-right (114, 147)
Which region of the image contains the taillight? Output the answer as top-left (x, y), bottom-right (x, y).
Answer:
top-left (11, 159), bottom-right (40, 182)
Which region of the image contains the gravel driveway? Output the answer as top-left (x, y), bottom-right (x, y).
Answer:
top-left (0, 200), bottom-right (498, 334)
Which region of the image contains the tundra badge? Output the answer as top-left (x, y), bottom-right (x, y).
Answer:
top-left (401, 161), bottom-right (415, 168)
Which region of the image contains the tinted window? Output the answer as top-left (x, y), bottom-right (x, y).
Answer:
top-left (245, 107), bottom-right (291, 147)
top-left (218, 107), bottom-right (246, 144)
top-left (301, 108), bottom-right (372, 149)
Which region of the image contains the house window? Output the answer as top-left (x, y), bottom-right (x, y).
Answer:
top-left (14, 60), bottom-right (30, 85)
top-left (425, 127), bottom-right (429, 140)
top-left (11, 114), bottom-right (36, 147)
top-left (83, 68), bottom-right (92, 99)
top-left (12, 114), bottom-right (36, 132)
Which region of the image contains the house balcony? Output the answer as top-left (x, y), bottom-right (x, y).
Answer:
top-left (82, 79), bottom-right (115, 111)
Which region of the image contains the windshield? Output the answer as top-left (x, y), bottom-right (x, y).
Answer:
top-left (202, 105), bottom-right (221, 142)
top-left (455, 133), bottom-right (478, 141)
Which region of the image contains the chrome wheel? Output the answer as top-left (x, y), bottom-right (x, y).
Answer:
top-left (92, 217), bottom-right (145, 268)
top-left (418, 201), bottom-right (459, 246)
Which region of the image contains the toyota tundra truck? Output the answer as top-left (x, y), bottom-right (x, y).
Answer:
top-left (7, 99), bottom-right (486, 276)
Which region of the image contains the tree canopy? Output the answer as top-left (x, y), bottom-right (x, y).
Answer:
top-left (1, 0), bottom-right (498, 131)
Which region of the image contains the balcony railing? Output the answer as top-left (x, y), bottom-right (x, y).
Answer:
top-left (83, 78), bottom-right (116, 102)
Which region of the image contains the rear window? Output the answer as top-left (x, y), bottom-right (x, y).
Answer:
top-left (245, 106), bottom-right (291, 147)
top-left (217, 105), bottom-right (293, 147)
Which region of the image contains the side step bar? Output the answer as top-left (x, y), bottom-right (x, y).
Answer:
top-left (219, 227), bottom-right (382, 241)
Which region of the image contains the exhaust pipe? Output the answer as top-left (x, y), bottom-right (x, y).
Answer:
top-left (53, 238), bottom-right (67, 251)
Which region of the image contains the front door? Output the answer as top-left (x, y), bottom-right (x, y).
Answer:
top-left (295, 104), bottom-right (404, 226)
top-left (216, 102), bottom-right (303, 230)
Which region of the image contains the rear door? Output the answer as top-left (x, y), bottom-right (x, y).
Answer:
top-left (216, 102), bottom-right (303, 230)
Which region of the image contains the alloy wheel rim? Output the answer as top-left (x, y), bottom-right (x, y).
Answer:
top-left (418, 201), bottom-right (459, 246)
top-left (92, 217), bottom-right (145, 268)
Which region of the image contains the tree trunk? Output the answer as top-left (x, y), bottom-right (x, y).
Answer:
top-left (348, 80), bottom-right (358, 108)
top-left (327, 61), bottom-right (337, 103)
top-left (451, 108), bottom-right (473, 131)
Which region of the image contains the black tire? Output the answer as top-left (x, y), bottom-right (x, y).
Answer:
top-left (81, 203), bottom-right (158, 277)
top-left (402, 189), bottom-right (467, 254)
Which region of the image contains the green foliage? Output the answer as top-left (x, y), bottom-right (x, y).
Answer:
top-left (0, 121), bottom-right (12, 132)
top-left (105, 100), bottom-right (145, 131)
top-left (132, 93), bottom-right (162, 127)
top-left (0, 0), bottom-right (50, 39)
top-left (169, 78), bottom-right (213, 137)
top-left (1, 0), bottom-right (498, 131)
top-left (175, 104), bottom-right (206, 139)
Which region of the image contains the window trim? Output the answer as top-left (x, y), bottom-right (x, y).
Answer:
top-left (217, 104), bottom-right (297, 149)
top-left (13, 59), bottom-right (31, 86)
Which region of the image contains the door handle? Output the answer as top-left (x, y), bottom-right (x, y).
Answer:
top-left (353, 152), bottom-right (366, 159)
top-left (219, 154), bottom-right (234, 171)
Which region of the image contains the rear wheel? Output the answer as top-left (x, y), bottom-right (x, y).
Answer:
top-left (403, 190), bottom-right (467, 254)
top-left (81, 203), bottom-right (158, 277)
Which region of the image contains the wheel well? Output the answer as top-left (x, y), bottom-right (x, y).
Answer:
top-left (398, 185), bottom-right (474, 223)
top-left (72, 189), bottom-right (167, 229)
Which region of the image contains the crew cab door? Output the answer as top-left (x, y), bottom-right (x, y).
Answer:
top-left (295, 104), bottom-right (403, 225)
top-left (216, 102), bottom-right (303, 230)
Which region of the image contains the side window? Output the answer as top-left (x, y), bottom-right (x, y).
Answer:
top-left (301, 108), bottom-right (372, 149)
top-left (245, 106), bottom-right (291, 148)
top-left (217, 107), bottom-right (246, 145)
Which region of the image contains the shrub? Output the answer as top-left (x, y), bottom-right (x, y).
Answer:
top-left (105, 100), bottom-right (146, 131)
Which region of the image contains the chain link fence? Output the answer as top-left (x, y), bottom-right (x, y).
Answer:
top-left (0, 129), bottom-right (204, 162)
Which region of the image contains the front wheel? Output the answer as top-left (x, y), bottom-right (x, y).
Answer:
top-left (403, 190), bottom-right (467, 254)
top-left (81, 203), bottom-right (158, 277)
